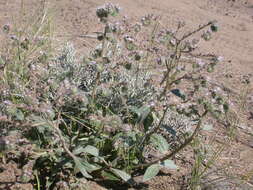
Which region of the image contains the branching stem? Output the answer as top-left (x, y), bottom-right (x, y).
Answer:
top-left (134, 110), bottom-right (208, 169)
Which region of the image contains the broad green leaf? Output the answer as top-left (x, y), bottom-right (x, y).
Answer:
top-left (131, 105), bottom-right (151, 123)
top-left (80, 160), bottom-right (101, 173)
top-left (73, 158), bottom-right (92, 178)
top-left (143, 164), bottom-right (161, 182)
top-left (73, 146), bottom-right (86, 155)
top-left (15, 109), bottom-right (24, 121)
top-left (110, 168), bottom-right (131, 182)
top-left (161, 160), bottom-right (178, 170)
top-left (83, 145), bottom-right (99, 156)
top-left (150, 134), bottom-right (169, 153)
top-left (101, 171), bottom-right (120, 181)
top-left (73, 145), bottom-right (99, 156)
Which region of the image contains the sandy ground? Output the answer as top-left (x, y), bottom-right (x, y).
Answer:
top-left (1, 0), bottom-right (253, 74)
top-left (55, 0), bottom-right (253, 75)
top-left (0, 0), bottom-right (253, 189)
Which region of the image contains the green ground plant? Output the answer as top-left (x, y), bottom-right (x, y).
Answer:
top-left (0, 2), bottom-right (233, 189)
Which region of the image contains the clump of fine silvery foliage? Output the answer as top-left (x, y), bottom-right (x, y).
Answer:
top-left (0, 3), bottom-right (232, 188)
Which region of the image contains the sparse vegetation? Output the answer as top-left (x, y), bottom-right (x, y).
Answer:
top-left (0, 2), bottom-right (252, 190)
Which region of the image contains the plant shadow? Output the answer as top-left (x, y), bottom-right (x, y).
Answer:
top-left (95, 179), bottom-right (149, 190)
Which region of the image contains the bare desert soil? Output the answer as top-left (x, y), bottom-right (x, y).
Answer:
top-left (0, 0), bottom-right (253, 189)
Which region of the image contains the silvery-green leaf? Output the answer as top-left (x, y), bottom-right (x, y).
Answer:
top-left (73, 146), bottom-right (86, 155)
top-left (83, 145), bottom-right (99, 156)
top-left (143, 164), bottom-right (161, 182)
top-left (150, 134), bottom-right (169, 153)
top-left (15, 109), bottom-right (24, 121)
top-left (74, 158), bottom-right (92, 178)
top-left (131, 105), bottom-right (151, 123)
top-left (101, 171), bottom-right (120, 181)
top-left (80, 160), bottom-right (101, 173)
top-left (161, 160), bottom-right (178, 170)
top-left (110, 168), bottom-right (131, 182)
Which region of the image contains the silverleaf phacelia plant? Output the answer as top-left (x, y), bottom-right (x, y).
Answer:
top-left (0, 3), bottom-right (232, 189)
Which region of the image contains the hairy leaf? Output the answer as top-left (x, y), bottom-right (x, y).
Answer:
top-left (131, 105), bottom-right (151, 124)
top-left (101, 171), bottom-right (120, 181)
top-left (110, 168), bottom-right (131, 182)
top-left (74, 158), bottom-right (92, 178)
top-left (161, 159), bottom-right (178, 170)
top-left (73, 145), bottom-right (99, 157)
top-left (150, 134), bottom-right (169, 153)
top-left (143, 164), bottom-right (161, 182)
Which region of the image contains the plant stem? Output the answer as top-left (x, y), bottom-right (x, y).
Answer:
top-left (134, 110), bottom-right (208, 169)
top-left (179, 21), bottom-right (214, 42)
top-left (50, 113), bottom-right (76, 161)
top-left (138, 106), bottom-right (169, 147)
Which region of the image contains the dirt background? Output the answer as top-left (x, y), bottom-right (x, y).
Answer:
top-left (1, 0), bottom-right (253, 74)
top-left (0, 0), bottom-right (253, 189)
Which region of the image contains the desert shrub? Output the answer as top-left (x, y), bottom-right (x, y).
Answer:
top-left (0, 3), bottom-right (231, 189)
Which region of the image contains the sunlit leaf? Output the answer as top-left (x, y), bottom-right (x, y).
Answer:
top-left (110, 168), bottom-right (131, 182)
top-left (15, 109), bottom-right (24, 121)
top-left (161, 160), bottom-right (178, 170)
top-left (73, 145), bottom-right (99, 157)
top-left (80, 160), bottom-right (101, 173)
top-left (101, 171), bottom-right (120, 181)
top-left (131, 105), bottom-right (151, 123)
top-left (143, 164), bottom-right (161, 182)
top-left (74, 158), bottom-right (92, 178)
top-left (83, 145), bottom-right (99, 156)
top-left (150, 134), bottom-right (169, 153)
